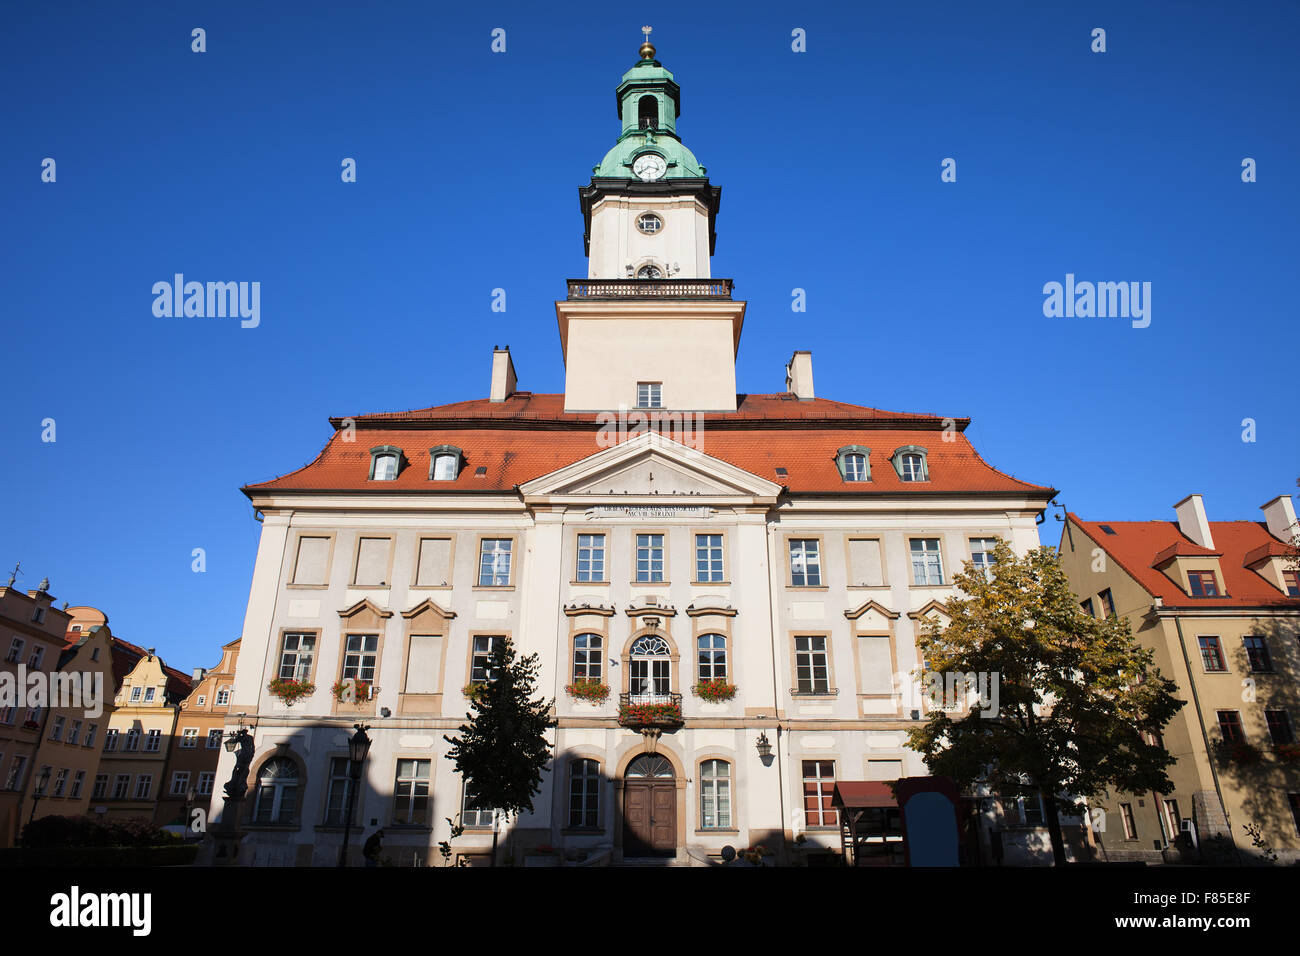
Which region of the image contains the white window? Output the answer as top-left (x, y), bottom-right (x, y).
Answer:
top-left (50, 716), bottom-right (65, 741)
top-left (789, 539), bottom-right (821, 587)
top-left (92, 774), bottom-right (108, 799)
top-left (170, 771), bottom-right (191, 796)
top-left (143, 687), bottom-right (156, 703)
top-left (252, 758), bottom-right (300, 824)
top-left (629, 635), bottom-right (671, 702)
top-left (324, 757), bottom-right (358, 826)
top-left (206, 729), bottom-right (223, 749)
top-left (278, 633), bottom-right (316, 681)
top-left (576, 533), bottom-right (605, 582)
top-left (802, 760), bottom-right (837, 827)
top-left (28, 646), bottom-right (45, 670)
top-left (695, 534), bottom-right (724, 582)
top-left (636, 382), bottom-right (663, 408)
top-left (133, 774), bottom-right (153, 800)
top-left (5, 755), bottom-right (28, 791)
top-left (635, 533), bottom-right (665, 583)
top-left (910, 538), bottom-right (944, 586)
top-left (180, 728), bottom-right (199, 749)
top-left (129, 687), bottom-right (142, 703)
top-left (216, 688), bottom-right (231, 706)
top-left (700, 760), bottom-right (732, 829)
top-left (197, 771), bottom-right (215, 796)
top-left (52, 768), bottom-right (68, 797)
top-left (696, 634), bottom-right (727, 682)
top-left (893, 447), bottom-right (929, 482)
top-left (970, 538), bottom-right (999, 578)
top-left (461, 783), bottom-right (496, 829)
top-left (84, 723), bottom-right (97, 748)
top-left (196, 695), bottom-right (206, 707)
top-left (842, 453), bottom-right (867, 481)
top-left (112, 774), bottom-right (130, 800)
top-left (572, 633), bottom-right (603, 683)
top-left (70, 770), bottom-right (85, 799)
top-left (794, 636), bottom-right (830, 694)
top-left (68, 721), bottom-right (81, 745)
top-left (636, 212), bottom-right (663, 234)
top-left (103, 729), bottom-right (118, 752)
top-left (393, 759), bottom-right (431, 825)
top-left (124, 728), bottom-right (140, 751)
top-left (470, 636), bottom-right (501, 684)
top-left (568, 759), bottom-right (600, 828)
top-left (144, 729), bottom-right (161, 752)
top-left (432, 453), bottom-right (458, 481)
top-left (342, 635), bottom-right (379, 682)
top-left (371, 451), bottom-right (399, 481)
top-left (478, 539), bottom-right (513, 587)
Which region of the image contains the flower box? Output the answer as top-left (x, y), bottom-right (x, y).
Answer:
top-left (692, 680), bottom-right (737, 702)
top-left (617, 696), bottom-right (683, 727)
top-left (565, 680), bottom-right (611, 704)
top-left (331, 679), bottom-right (372, 703)
top-left (267, 677), bottom-right (315, 705)
top-left (1275, 742), bottom-right (1300, 764)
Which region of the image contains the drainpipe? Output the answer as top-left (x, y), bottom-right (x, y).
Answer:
top-left (765, 510), bottom-right (790, 864)
top-left (1171, 615), bottom-right (1241, 864)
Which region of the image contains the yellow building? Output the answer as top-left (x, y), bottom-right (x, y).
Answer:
top-left (1059, 494), bottom-right (1300, 864)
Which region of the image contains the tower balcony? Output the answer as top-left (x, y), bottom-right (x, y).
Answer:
top-left (566, 278), bottom-right (733, 300)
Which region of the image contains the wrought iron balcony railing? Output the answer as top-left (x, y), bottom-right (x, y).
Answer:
top-left (566, 278), bottom-right (733, 300)
top-left (617, 692), bottom-right (684, 728)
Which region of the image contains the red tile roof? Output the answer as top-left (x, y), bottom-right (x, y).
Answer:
top-left (106, 637), bottom-right (194, 701)
top-left (245, 393), bottom-right (1053, 497)
top-left (1070, 515), bottom-right (1300, 610)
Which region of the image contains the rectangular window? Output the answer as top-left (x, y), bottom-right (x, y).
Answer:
top-left (342, 635), bottom-right (379, 682)
top-left (1188, 571), bottom-right (1219, 597)
top-left (1284, 570), bottom-right (1300, 597)
top-left (1162, 799), bottom-right (1180, 840)
top-left (1120, 803), bottom-right (1137, 840)
top-left (103, 729), bottom-right (118, 752)
top-left (134, 775), bottom-right (153, 800)
top-left (324, 757), bottom-right (357, 826)
top-left (84, 724), bottom-right (97, 748)
top-left (72, 771), bottom-right (86, 799)
top-left (4, 756), bottom-right (27, 791)
top-left (794, 636), bottom-right (830, 694)
top-left (180, 728), bottom-right (198, 749)
top-left (1080, 598), bottom-right (1095, 617)
top-left (700, 760), bottom-right (732, 829)
top-left (1243, 636), bottom-right (1272, 672)
top-left (573, 633), bottom-right (603, 682)
top-left (124, 729), bottom-right (140, 752)
top-left (802, 760), bottom-right (837, 828)
top-left (1198, 636), bottom-right (1226, 672)
top-left (393, 759), bottom-right (431, 825)
top-left (576, 533), bottom-right (605, 582)
top-left (478, 539), bottom-right (513, 587)
top-left (462, 784), bottom-right (496, 829)
top-left (207, 730), bottom-right (223, 749)
top-left (568, 759), bottom-right (600, 829)
top-left (216, 688), bottom-right (230, 705)
top-left (129, 687), bottom-right (142, 703)
top-left (292, 535), bottom-right (331, 585)
top-left (695, 534), bottom-right (724, 582)
top-left (909, 538), bottom-right (944, 586)
top-left (112, 774), bottom-right (130, 800)
top-left (144, 729), bottom-right (161, 752)
top-left (1217, 710), bottom-right (1244, 745)
top-left (415, 537), bottom-right (452, 587)
top-left (143, 687), bottom-right (156, 703)
top-left (636, 382), bottom-right (662, 408)
top-left (848, 538), bottom-right (885, 587)
top-left (197, 772), bottom-right (215, 796)
top-left (1266, 710), bottom-right (1294, 745)
top-left (1021, 795), bottom-right (1045, 826)
top-left (404, 635), bottom-right (443, 695)
top-left (52, 768), bottom-right (68, 797)
top-left (92, 774), bottom-right (109, 800)
top-left (4, 638), bottom-right (23, 664)
top-left (0, 708), bottom-right (12, 725)
top-left (28, 646), bottom-right (45, 670)
top-left (50, 716), bottom-right (64, 741)
top-left (353, 537), bottom-right (392, 587)
top-left (789, 539), bottom-right (821, 587)
top-left (278, 632), bottom-right (316, 681)
top-left (1099, 588), bottom-right (1117, 618)
top-left (635, 534), bottom-right (665, 583)
top-left (470, 636), bottom-right (501, 684)
top-left (68, 721), bottom-right (81, 745)
top-left (170, 771), bottom-right (191, 796)
top-left (970, 537), bottom-right (999, 577)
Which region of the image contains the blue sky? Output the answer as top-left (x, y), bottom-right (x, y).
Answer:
top-left (2, 1), bottom-right (1296, 671)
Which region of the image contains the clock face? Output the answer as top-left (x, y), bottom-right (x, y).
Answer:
top-left (633, 154), bottom-right (667, 181)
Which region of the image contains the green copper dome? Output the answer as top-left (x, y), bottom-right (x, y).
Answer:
top-left (591, 45), bottom-right (707, 180)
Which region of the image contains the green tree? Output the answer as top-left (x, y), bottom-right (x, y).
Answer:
top-left (907, 541), bottom-right (1184, 865)
top-left (444, 637), bottom-right (553, 865)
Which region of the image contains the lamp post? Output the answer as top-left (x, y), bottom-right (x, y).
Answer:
top-left (29, 766), bottom-right (52, 823)
top-left (338, 723), bottom-right (372, 867)
top-left (183, 786), bottom-right (197, 839)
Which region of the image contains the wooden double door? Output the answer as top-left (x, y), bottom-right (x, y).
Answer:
top-left (622, 755), bottom-right (676, 857)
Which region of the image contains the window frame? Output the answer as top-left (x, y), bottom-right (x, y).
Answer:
top-left (340, 633), bottom-right (381, 684)
top-left (692, 531), bottom-right (727, 584)
top-left (1217, 710), bottom-right (1245, 745)
top-left (567, 757), bottom-right (601, 830)
top-left (571, 632), bottom-right (604, 684)
top-left (412, 535), bottom-right (455, 589)
top-left (1243, 635), bottom-right (1272, 673)
top-left (391, 757), bottom-right (432, 827)
top-left (350, 534), bottom-right (396, 589)
top-left (287, 532), bottom-right (336, 589)
top-left (792, 632), bottom-right (835, 696)
top-left (427, 445), bottom-right (464, 481)
top-left (277, 630), bottom-right (319, 683)
top-left (785, 534), bottom-right (825, 589)
top-left (635, 382), bottom-right (663, 408)
top-left (908, 536), bottom-right (947, 587)
top-left (467, 633), bottom-right (505, 686)
top-left (1198, 636), bottom-right (1227, 673)
top-left (635, 211), bottom-right (664, 235)
top-left (835, 445), bottom-right (871, 483)
top-left (475, 535), bottom-right (516, 589)
top-left (801, 759), bottom-right (838, 829)
top-left (891, 446), bottom-right (930, 482)
top-left (633, 531), bottom-right (668, 585)
top-left (573, 531), bottom-right (608, 584)
top-left (250, 757), bottom-right (301, 826)
top-left (695, 633), bottom-right (728, 684)
top-left (1187, 569), bottom-right (1220, 598)
top-left (367, 445), bottom-right (404, 481)
top-left (699, 758), bottom-right (734, 831)
top-left (1265, 709), bottom-right (1295, 745)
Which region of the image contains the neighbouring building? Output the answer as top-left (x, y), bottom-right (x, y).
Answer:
top-left (214, 35), bottom-right (1056, 866)
top-left (1059, 494), bottom-right (1300, 864)
top-left (0, 579), bottom-right (71, 846)
top-left (156, 639), bottom-right (240, 829)
top-left (97, 641), bottom-right (192, 824)
top-left (23, 618), bottom-right (116, 824)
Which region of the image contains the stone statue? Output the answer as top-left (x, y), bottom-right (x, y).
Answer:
top-left (223, 729), bottom-right (255, 801)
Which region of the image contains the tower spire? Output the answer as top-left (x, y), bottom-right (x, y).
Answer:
top-left (639, 25), bottom-right (655, 61)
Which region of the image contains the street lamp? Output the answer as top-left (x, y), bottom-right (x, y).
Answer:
top-left (29, 766), bottom-right (52, 823)
top-left (338, 723), bottom-right (372, 867)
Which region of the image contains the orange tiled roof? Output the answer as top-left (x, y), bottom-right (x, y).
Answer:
top-left (1070, 516), bottom-right (1300, 610)
top-left (244, 393), bottom-right (1053, 497)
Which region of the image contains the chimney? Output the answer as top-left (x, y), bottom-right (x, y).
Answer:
top-left (785, 351), bottom-right (814, 401)
top-left (489, 346), bottom-right (517, 402)
top-left (1261, 495), bottom-right (1299, 544)
top-left (1173, 494), bottom-right (1214, 549)
top-left (192, 667), bottom-right (207, 682)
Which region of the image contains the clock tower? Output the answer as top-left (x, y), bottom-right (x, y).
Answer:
top-left (559, 30), bottom-right (744, 412)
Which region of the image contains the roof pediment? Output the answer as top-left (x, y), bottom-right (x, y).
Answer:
top-left (519, 430), bottom-right (781, 502)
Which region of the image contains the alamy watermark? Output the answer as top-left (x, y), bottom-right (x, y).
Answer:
top-left (0, 665), bottom-right (104, 719)
top-left (1042, 274), bottom-right (1150, 328)
top-left (897, 669), bottom-right (1000, 718)
top-left (596, 404), bottom-right (705, 451)
top-left (152, 274), bottom-right (260, 328)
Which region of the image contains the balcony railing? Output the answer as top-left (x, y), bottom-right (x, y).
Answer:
top-left (567, 278), bottom-right (733, 300)
top-left (617, 692), bottom-right (683, 728)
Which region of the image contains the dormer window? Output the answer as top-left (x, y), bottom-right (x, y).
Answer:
top-left (835, 446), bottom-right (870, 482)
top-left (429, 445), bottom-right (464, 481)
top-left (368, 446), bottom-right (403, 481)
top-left (1284, 570), bottom-right (1299, 597)
top-left (892, 447), bottom-right (929, 482)
top-left (1188, 570), bottom-right (1219, 597)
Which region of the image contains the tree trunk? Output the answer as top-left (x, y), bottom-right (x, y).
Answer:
top-left (1042, 790), bottom-right (1067, 866)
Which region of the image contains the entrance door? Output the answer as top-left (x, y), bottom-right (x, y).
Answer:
top-left (623, 755), bottom-right (676, 857)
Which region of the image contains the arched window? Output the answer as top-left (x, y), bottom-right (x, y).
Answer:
top-left (428, 444), bottom-right (464, 481)
top-left (568, 758), bottom-right (600, 828)
top-left (573, 633), bottom-right (603, 682)
top-left (369, 445), bottom-right (403, 481)
top-left (629, 635), bottom-right (671, 702)
top-left (626, 754), bottom-right (673, 778)
top-left (638, 95), bottom-right (658, 129)
top-left (252, 757), bottom-right (300, 824)
top-left (836, 445), bottom-right (871, 482)
top-left (696, 634), bottom-right (727, 682)
top-left (636, 264), bottom-right (662, 279)
top-left (891, 446), bottom-right (929, 482)
top-left (700, 760), bottom-right (732, 829)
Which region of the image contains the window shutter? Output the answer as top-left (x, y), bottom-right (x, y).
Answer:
top-left (848, 538), bottom-right (884, 587)
top-left (857, 636), bottom-right (893, 695)
top-left (405, 636), bottom-right (442, 694)
top-left (416, 538), bottom-right (452, 587)
top-left (293, 536), bottom-right (330, 585)
top-left (354, 537), bottom-right (391, 586)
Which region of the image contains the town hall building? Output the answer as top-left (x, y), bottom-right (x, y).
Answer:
top-left (215, 34), bottom-right (1057, 865)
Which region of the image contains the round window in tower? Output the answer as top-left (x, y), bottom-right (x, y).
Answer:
top-left (636, 264), bottom-right (663, 279)
top-left (636, 212), bottom-right (663, 235)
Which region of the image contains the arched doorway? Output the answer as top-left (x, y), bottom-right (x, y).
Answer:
top-left (623, 754), bottom-right (676, 857)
